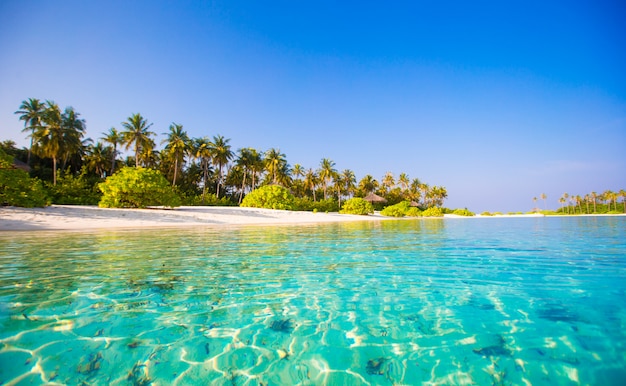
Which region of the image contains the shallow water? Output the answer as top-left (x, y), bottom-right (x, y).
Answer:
top-left (0, 217), bottom-right (625, 385)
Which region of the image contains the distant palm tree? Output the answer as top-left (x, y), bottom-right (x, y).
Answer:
top-left (102, 127), bottom-right (122, 176)
top-left (540, 193), bottom-right (547, 210)
top-left (209, 135), bottom-right (233, 197)
top-left (532, 197), bottom-right (538, 212)
top-left (398, 173), bottom-right (409, 192)
top-left (15, 98), bottom-right (45, 166)
top-left (121, 113), bottom-right (154, 167)
top-left (318, 158), bottom-right (337, 200)
top-left (162, 123), bottom-right (191, 186)
top-left (620, 189), bottom-right (626, 213)
top-left (292, 164), bottom-right (304, 181)
top-left (60, 107), bottom-right (87, 171)
top-left (591, 191), bottom-right (598, 213)
top-left (235, 147), bottom-right (257, 203)
top-left (562, 193), bottom-right (570, 214)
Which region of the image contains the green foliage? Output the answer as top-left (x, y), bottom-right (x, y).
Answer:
top-left (240, 185), bottom-right (295, 210)
top-left (381, 201), bottom-right (411, 217)
top-left (421, 207), bottom-right (444, 217)
top-left (452, 208), bottom-right (475, 216)
top-left (0, 149), bottom-right (49, 207)
top-left (293, 197), bottom-right (339, 212)
top-left (46, 168), bottom-right (101, 205)
top-left (181, 193), bottom-right (236, 206)
top-left (98, 167), bottom-right (181, 208)
top-left (405, 207), bottom-right (422, 217)
top-left (340, 197), bottom-right (374, 215)
top-left (480, 211), bottom-right (493, 216)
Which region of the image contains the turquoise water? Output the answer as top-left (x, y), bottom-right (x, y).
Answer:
top-left (0, 217), bottom-right (625, 385)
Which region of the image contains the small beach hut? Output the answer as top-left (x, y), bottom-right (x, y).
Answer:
top-left (363, 192), bottom-right (387, 204)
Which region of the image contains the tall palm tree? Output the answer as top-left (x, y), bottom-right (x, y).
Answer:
top-left (209, 135), bottom-right (233, 197)
top-left (318, 158), bottom-right (337, 200)
top-left (341, 169), bottom-right (356, 198)
top-left (382, 172), bottom-right (395, 193)
top-left (304, 168), bottom-right (318, 201)
top-left (121, 113), bottom-right (154, 167)
top-left (162, 123), bottom-right (190, 186)
top-left (590, 191), bottom-right (598, 213)
top-left (102, 127), bottom-right (122, 176)
top-left (15, 98), bottom-right (45, 166)
top-left (192, 137), bottom-right (213, 203)
top-left (32, 101), bottom-right (64, 185)
top-left (292, 164), bottom-right (305, 181)
top-left (235, 147), bottom-right (256, 203)
top-left (60, 106), bottom-right (87, 172)
top-left (409, 178), bottom-right (423, 205)
top-left (264, 148), bottom-right (287, 185)
top-left (398, 173), bottom-right (409, 192)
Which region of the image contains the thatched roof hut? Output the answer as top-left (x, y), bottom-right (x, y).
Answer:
top-left (363, 192), bottom-right (387, 204)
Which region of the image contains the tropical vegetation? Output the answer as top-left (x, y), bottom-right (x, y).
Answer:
top-left (5, 97), bottom-right (451, 211)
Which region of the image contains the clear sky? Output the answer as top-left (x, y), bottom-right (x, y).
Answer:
top-left (1, 1), bottom-right (624, 212)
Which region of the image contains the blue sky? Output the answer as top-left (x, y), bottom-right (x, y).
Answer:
top-left (1, 1), bottom-right (624, 212)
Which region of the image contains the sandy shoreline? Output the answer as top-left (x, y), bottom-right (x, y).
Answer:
top-left (0, 205), bottom-right (386, 232)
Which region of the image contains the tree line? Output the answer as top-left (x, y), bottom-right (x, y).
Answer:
top-left (532, 191), bottom-right (626, 214)
top-left (8, 97), bottom-right (447, 208)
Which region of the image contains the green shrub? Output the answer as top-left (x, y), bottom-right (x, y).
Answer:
top-left (293, 197), bottom-right (338, 212)
top-left (181, 193), bottom-right (235, 206)
top-left (452, 208), bottom-right (475, 216)
top-left (47, 168), bottom-right (101, 205)
top-left (98, 167), bottom-right (181, 208)
top-left (340, 197), bottom-right (374, 215)
top-left (240, 185), bottom-right (295, 210)
top-left (405, 207), bottom-right (422, 217)
top-left (421, 207), bottom-right (444, 217)
top-left (481, 211), bottom-right (493, 216)
top-left (0, 149), bottom-right (49, 207)
top-left (381, 201), bottom-right (411, 217)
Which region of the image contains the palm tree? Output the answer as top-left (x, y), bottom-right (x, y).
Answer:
top-left (15, 98), bottom-right (45, 166)
top-left (532, 197), bottom-right (538, 212)
top-left (32, 101), bottom-right (65, 185)
top-left (209, 135), bottom-right (233, 197)
top-left (292, 164), bottom-right (305, 181)
top-left (358, 175), bottom-right (378, 196)
top-left (409, 178), bottom-right (423, 205)
top-left (540, 193), bottom-right (547, 211)
top-left (85, 142), bottom-right (110, 179)
top-left (562, 193), bottom-right (570, 214)
top-left (558, 196), bottom-right (566, 212)
top-left (398, 173), bottom-right (409, 192)
top-left (102, 127), bottom-right (122, 176)
top-left (60, 107), bottom-right (87, 172)
top-left (382, 172), bottom-right (395, 193)
top-left (264, 148), bottom-right (287, 185)
top-left (234, 147), bottom-right (257, 203)
top-left (318, 158), bottom-right (337, 200)
top-left (192, 137), bottom-right (213, 203)
top-left (304, 168), bottom-right (318, 201)
top-left (162, 123), bottom-right (190, 186)
top-left (121, 113), bottom-right (154, 167)
top-left (341, 169), bottom-right (356, 199)
top-left (591, 191), bottom-right (598, 213)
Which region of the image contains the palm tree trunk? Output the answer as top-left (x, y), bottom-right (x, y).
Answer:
top-left (202, 159), bottom-right (209, 204)
top-left (239, 171), bottom-right (247, 204)
top-left (52, 157), bottom-right (58, 186)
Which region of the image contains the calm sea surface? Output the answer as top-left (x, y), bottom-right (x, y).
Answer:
top-left (0, 217), bottom-right (625, 385)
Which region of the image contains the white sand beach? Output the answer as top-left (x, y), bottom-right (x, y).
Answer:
top-left (0, 205), bottom-right (386, 231)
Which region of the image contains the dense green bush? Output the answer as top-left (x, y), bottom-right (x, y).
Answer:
top-left (381, 201), bottom-right (411, 217)
top-left (47, 168), bottom-right (101, 205)
top-left (182, 193), bottom-right (236, 206)
top-left (0, 149), bottom-right (49, 207)
top-left (452, 208), bottom-right (475, 216)
top-left (480, 211), bottom-right (493, 216)
top-left (293, 197), bottom-right (339, 212)
top-left (340, 197), bottom-right (374, 215)
top-left (421, 207), bottom-right (444, 217)
top-left (240, 185), bottom-right (295, 210)
top-left (405, 207), bottom-right (422, 217)
top-left (98, 167), bottom-right (181, 208)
